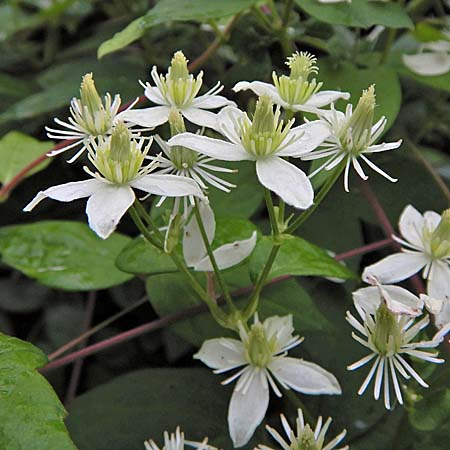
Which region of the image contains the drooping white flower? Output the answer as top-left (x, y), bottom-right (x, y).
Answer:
top-left (45, 73), bottom-right (139, 162)
top-left (302, 85), bottom-right (401, 192)
top-left (258, 408), bottom-right (348, 450)
top-left (363, 205), bottom-right (450, 302)
top-left (120, 51), bottom-right (233, 131)
top-left (233, 52), bottom-right (350, 113)
top-left (183, 201), bottom-right (257, 271)
top-left (421, 293), bottom-right (450, 331)
top-left (403, 35), bottom-right (450, 76)
top-left (194, 315), bottom-right (341, 447)
top-left (168, 96), bottom-right (331, 209)
top-left (144, 426), bottom-right (216, 450)
top-left (24, 122), bottom-right (203, 239)
top-left (347, 288), bottom-right (448, 409)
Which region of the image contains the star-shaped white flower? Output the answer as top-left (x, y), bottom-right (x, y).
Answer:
top-left (362, 205), bottom-right (450, 303)
top-left (168, 97), bottom-right (330, 210)
top-left (24, 123), bottom-right (203, 239)
top-left (182, 201), bottom-right (257, 271)
top-left (144, 427), bottom-right (216, 450)
top-left (233, 52), bottom-right (349, 113)
top-left (194, 314), bottom-right (341, 448)
top-left (302, 85), bottom-right (401, 191)
top-left (258, 408), bottom-right (348, 450)
top-left (347, 287), bottom-right (448, 409)
top-left (120, 51), bottom-right (234, 131)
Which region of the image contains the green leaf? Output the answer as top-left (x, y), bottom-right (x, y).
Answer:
top-left (409, 389), bottom-right (450, 431)
top-left (295, 0), bottom-right (413, 29)
top-left (67, 368), bottom-right (236, 450)
top-left (0, 221), bottom-right (132, 290)
top-left (98, 0), bottom-right (258, 58)
top-left (249, 235), bottom-right (355, 283)
top-left (0, 333), bottom-right (77, 450)
top-left (0, 131), bottom-right (52, 186)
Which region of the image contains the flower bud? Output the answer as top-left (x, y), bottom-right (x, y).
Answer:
top-left (430, 209), bottom-right (450, 258)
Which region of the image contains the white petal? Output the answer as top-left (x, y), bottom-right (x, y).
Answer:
top-left (256, 157), bottom-right (313, 209)
top-left (24, 179), bottom-right (104, 211)
top-left (191, 94), bottom-right (234, 109)
top-left (229, 369), bottom-right (269, 447)
top-left (86, 184), bottom-right (135, 239)
top-left (421, 294), bottom-right (445, 315)
top-left (183, 201), bottom-right (216, 267)
top-left (428, 261), bottom-right (450, 300)
top-left (168, 133), bottom-right (252, 161)
top-left (217, 106), bottom-right (247, 144)
top-left (118, 106), bottom-right (170, 127)
top-left (193, 338), bottom-right (246, 369)
top-left (130, 174), bottom-right (203, 198)
top-left (181, 107), bottom-right (221, 130)
top-left (398, 205), bottom-right (425, 248)
top-left (362, 252), bottom-right (428, 284)
top-left (193, 231), bottom-right (257, 271)
top-left (277, 121), bottom-right (330, 157)
top-left (144, 85), bottom-right (167, 105)
top-left (403, 53), bottom-right (450, 76)
top-left (232, 81), bottom-right (285, 106)
top-left (423, 210), bottom-right (442, 232)
top-left (423, 40), bottom-right (450, 52)
top-left (263, 315), bottom-right (295, 349)
top-left (269, 357), bottom-right (341, 395)
top-left (303, 90), bottom-right (350, 108)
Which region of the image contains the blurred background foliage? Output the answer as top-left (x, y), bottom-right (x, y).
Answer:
top-left (0, 1), bottom-right (449, 449)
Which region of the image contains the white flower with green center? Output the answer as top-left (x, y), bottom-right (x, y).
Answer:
top-left (24, 122), bottom-right (203, 239)
top-left (362, 205), bottom-right (450, 310)
top-left (144, 427), bottom-right (216, 450)
top-left (168, 96), bottom-right (330, 209)
top-left (347, 289), bottom-right (448, 409)
top-left (258, 408), bottom-right (348, 450)
top-left (233, 52), bottom-right (350, 113)
top-left (194, 314), bottom-right (341, 447)
top-left (302, 85), bottom-right (401, 192)
top-left (46, 73), bottom-right (139, 162)
top-left (120, 50), bottom-right (233, 131)
top-left (182, 201), bottom-right (256, 271)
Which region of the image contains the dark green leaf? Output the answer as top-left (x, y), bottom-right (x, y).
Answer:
top-left (0, 333), bottom-right (77, 450)
top-left (409, 389), bottom-right (450, 431)
top-left (0, 221), bottom-right (132, 290)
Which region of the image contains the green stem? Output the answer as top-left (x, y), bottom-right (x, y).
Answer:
top-left (193, 199), bottom-right (236, 312)
top-left (133, 200), bottom-right (164, 244)
top-left (286, 164), bottom-right (344, 234)
top-left (282, 0), bottom-right (294, 27)
top-left (380, 28), bottom-right (397, 65)
top-left (128, 206), bottom-right (162, 249)
top-left (264, 189), bottom-right (279, 236)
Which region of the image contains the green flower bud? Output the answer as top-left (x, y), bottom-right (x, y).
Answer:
top-left (370, 302), bottom-right (402, 355)
top-left (80, 73), bottom-right (103, 116)
top-left (430, 209), bottom-right (450, 258)
top-left (168, 109), bottom-right (198, 170)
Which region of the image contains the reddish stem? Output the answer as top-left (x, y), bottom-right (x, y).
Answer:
top-left (335, 238), bottom-right (392, 261)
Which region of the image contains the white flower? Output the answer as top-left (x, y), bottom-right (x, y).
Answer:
top-left (403, 36), bottom-right (450, 76)
top-left (362, 205), bottom-right (450, 302)
top-left (45, 73), bottom-right (139, 162)
top-left (168, 96), bottom-right (330, 210)
top-left (302, 85), bottom-right (401, 192)
top-left (194, 315), bottom-right (341, 447)
top-left (144, 427), bottom-right (216, 450)
top-left (347, 289), bottom-right (448, 409)
top-left (421, 293), bottom-right (450, 331)
top-left (120, 51), bottom-right (233, 131)
top-left (24, 122), bottom-right (203, 239)
top-left (258, 408), bottom-right (348, 450)
top-left (233, 52), bottom-right (349, 113)
top-left (183, 201), bottom-right (257, 271)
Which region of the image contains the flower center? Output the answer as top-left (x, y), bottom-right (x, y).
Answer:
top-left (272, 52), bottom-right (323, 107)
top-left (156, 51), bottom-right (203, 108)
top-left (244, 323), bottom-right (277, 367)
top-left (291, 425), bottom-right (320, 450)
top-left (429, 209), bottom-right (450, 259)
top-left (89, 122), bottom-right (149, 184)
top-left (370, 302), bottom-right (402, 355)
top-left (240, 96), bottom-right (294, 157)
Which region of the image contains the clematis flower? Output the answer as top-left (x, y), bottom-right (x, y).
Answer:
top-left (24, 122), bottom-right (203, 239)
top-left (258, 408), bottom-right (348, 450)
top-left (46, 73), bottom-right (139, 162)
top-left (347, 288), bottom-right (448, 409)
top-left (302, 85), bottom-right (401, 191)
top-left (182, 201), bottom-right (256, 271)
top-left (403, 35), bottom-right (450, 76)
top-left (168, 96), bottom-right (330, 209)
top-left (194, 314), bottom-right (341, 447)
top-left (120, 50), bottom-right (233, 130)
top-left (421, 293), bottom-right (450, 331)
top-left (362, 205), bottom-right (450, 302)
top-left (233, 52), bottom-right (349, 113)
top-left (144, 426), bottom-right (216, 450)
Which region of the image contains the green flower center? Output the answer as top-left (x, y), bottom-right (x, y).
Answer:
top-left (370, 302), bottom-right (402, 355)
top-left (429, 209), bottom-right (450, 259)
top-left (168, 108), bottom-right (198, 170)
top-left (291, 425), bottom-right (320, 450)
top-left (244, 323), bottom-right (278, 367)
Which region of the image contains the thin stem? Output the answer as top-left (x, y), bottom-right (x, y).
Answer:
top-left (380, 28), bottom-right (397, 65)
top-left (133, 200), bottom-right (165, 245)
top-left (264, 189), bottom-right (279, 236)
top-left (193, 198), bottom-right (236, 312)
top-left (282, 0), bottom-right (294, 27)
top-left (286, 165), bottom-right (343, 235)
top-left (129, 205), bottom-right (162, 249)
